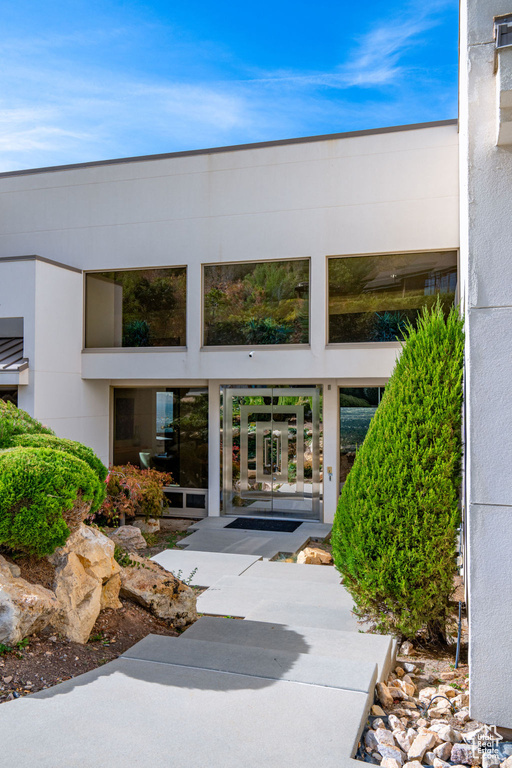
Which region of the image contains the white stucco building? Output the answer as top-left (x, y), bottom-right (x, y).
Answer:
top-left (0, 120), bottom-right (459, 522)
top-left (0, 0), bottom-right (510, 731)
top-left (459, 0), bottom-right (512, 735)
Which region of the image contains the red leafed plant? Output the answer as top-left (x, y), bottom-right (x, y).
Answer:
top-left (95, 464), bottom-right (173, 523)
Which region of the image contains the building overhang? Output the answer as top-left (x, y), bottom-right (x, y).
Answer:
top-left (0, 338), bottom-right (29, 385)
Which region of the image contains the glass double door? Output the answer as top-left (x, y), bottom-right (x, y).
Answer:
top-left (222, 387), bottom-right (321, 520)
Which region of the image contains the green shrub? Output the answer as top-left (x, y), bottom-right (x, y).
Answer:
top-left (0, 447), bottom-right (101, 556)
top-left (339, 393), bottom-right (372, 408)
top-left (0, 400), bottom-right (54, 449)
top-left (94, 464), bottom-right (173, 524)
top-left (8, 433), bottom-right (107, 511)
top-left (331, 303), bottom-right (464, 642)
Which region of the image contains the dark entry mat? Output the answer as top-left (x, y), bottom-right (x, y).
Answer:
top-left (225, 518), bottom-right (302, 533)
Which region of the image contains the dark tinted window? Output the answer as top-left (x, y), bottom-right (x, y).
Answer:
top-left (204, 260), bottom-right (309, 346)
top-left (329, 251), bottom-right (457, 343)
top-left (86, 268), bottom-right (186, 348)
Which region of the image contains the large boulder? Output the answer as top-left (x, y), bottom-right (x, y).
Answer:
top-left (48, 524), bottom-right (122, 643)
top-left (0, 556), bottom-right (58, 644)
top-left (133, 518), bottom-right (160, 534)
top-left (107, 525), bottom-right (147, 551)
top-left (50, 553), bottom-right (103, 644)
top-left (297, 546), bottom-right (333, 565)
top-left (49, 523), bottom-right (120, 583)
top-left (100, 573), bottom-right (122, 611)
top-left (120, 554), bottom-right (197, 628)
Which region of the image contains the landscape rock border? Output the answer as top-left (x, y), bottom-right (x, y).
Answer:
top-left (356, 653), bottom-right (501, 768)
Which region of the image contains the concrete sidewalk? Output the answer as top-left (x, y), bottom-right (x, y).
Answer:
top-left (0, 530), bottom-right (395, 767)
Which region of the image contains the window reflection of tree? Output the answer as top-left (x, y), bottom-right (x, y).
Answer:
top-left (204, 260), bottom-right (309, 345)
top-left (97, 268), bottom-right (187, 347)
top-left (329, 252), bottom-right (457, 343)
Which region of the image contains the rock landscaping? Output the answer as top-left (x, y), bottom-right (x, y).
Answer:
top-left (119, 553), bottom-right (197, 627)
top-left (297, 546), bottom-right (333, 565)
top-left (47, 523), bottom-right (122, 643)
top-left (0, 517), bottom-right (198, 704)
top-left (357, 642), bottom-right (506, 768)
top-left (0, 522), bottom-right (197, 646)
top-left (0, 402), bottom-right (200, 705)
top-left (0, 556), bottom-right (58, 644)
top-left (106, 524), bottom-right (147, 551)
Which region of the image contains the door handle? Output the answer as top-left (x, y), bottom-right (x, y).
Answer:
top-left (264, 435), bottom-right (272, 468)
top-left (272, 433), bottom-right (281, 475)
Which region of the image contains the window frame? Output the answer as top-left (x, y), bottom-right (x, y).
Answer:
top-left (201, 256), bottom-right (312, 349)
top-left (83, 264), bottom-right (188, 351)
top-left (326, 249), bottom-right (459, 347)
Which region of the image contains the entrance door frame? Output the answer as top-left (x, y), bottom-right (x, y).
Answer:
top-left (221, 385), bottom-right (322, 521)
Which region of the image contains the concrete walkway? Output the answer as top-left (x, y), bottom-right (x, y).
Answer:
top-left (0, 520), bottom-right (395, 767)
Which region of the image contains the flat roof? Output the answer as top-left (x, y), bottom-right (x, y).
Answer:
top-left (0, 119), bottom-right (458, 179)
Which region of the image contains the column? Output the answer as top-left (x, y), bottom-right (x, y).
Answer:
top-left (207, 380), bottom-right (221, 516)
top-left (322, 381), bottom-right (339, 525)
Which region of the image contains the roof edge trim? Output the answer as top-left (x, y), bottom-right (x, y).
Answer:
top-left (0, 255), bottom-right (82, 274)
top-left (0, 119), bottom-right (458, 179)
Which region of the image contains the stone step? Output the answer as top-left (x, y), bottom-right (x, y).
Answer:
top-left (188, 517), bottom-right (332, 540)
top-left (177, 529), bottom-right (311, 558)
top-left (196, 574), bottom-right (355, 617)
top-left (122, 634), bottom-right (378, 694)
top-left (244, 599), bottom-right (363, 632)
top-left (239, 559), bottom-right (341, 584)
top-left (150, 549), bottom-right (261, 587)
top-left (0, 657), bottom-right (370, 768)
top-left (183, 616), bottom-right (394, 681)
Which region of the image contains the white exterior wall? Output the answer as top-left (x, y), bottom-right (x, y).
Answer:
top-left (0, 123), bottom-right (459, 521)
top-left (461, 0), bottom-right (512, 731)
top-left (0, 125), bottom-right (458, 273)
top-left (32, 260), bottom-right (110, 463)
top-left (0, 260), bottom-right (36, 412)
top-left (0, 257), bottom-right (110, 462)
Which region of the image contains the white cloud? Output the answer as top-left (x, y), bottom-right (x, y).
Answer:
top-left (246, 1), bottom-right (452, 90)
top-left (0, 2), bottom-right (457, 171)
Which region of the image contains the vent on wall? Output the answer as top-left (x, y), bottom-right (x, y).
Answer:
top-left (495, 16), bottom-right (512, 146)
top-left (163, 487), bottom-right (208, 518)
top-left (496, 18), bottom-right (512, 49)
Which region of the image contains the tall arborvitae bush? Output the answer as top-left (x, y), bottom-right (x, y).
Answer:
top-left (331, 303), bottom-right (464, 641)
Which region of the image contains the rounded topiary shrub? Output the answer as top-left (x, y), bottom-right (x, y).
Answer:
top-left (0, 400), bottom-right (54, 448)
top-left (0, 447), bottom-right (102, 556)
top-left (9, 433), bottom-right (107, 511)
top-left (331, 303), bottom-right (464, 642)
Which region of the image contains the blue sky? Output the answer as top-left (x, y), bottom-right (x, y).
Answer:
top-left (0, 0), bottom-right (459, 172)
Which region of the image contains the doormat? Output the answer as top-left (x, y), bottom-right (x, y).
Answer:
top-left (225, 518), bottom-right (302, 533)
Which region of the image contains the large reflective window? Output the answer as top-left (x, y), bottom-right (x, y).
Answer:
top-left (203, 259), bottom-right (309, 346)
top-left (339, 387), bottom-right (384, 488)
top-left (85, 268), bottom-right (186, 348)
top-left (113, 387), bottom-right (208, 489)
top-left (328, 251), bottom-right (457, 343)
